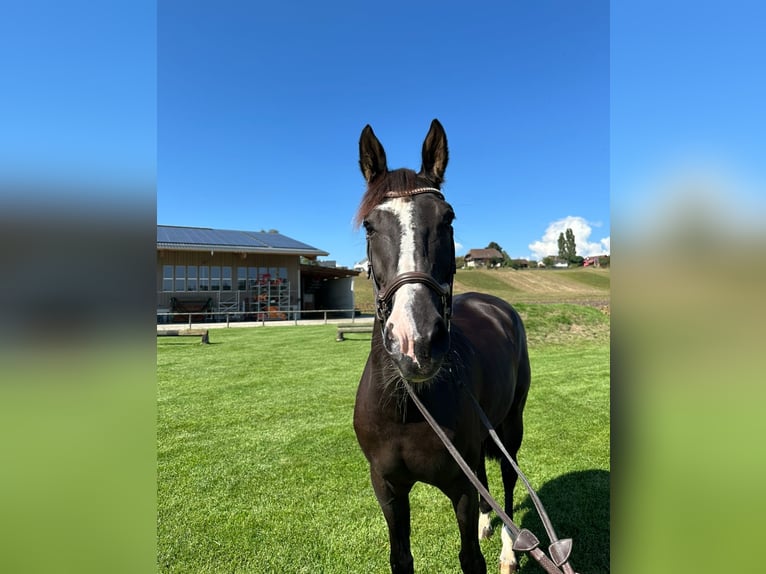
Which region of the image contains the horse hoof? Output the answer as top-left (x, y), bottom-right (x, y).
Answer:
top-left (499, 559), bottom-right (518, 574)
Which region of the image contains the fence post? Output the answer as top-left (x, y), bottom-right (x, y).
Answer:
top-left (188, 313), bottom-right (192, 328)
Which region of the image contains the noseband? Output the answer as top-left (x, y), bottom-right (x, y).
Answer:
top-left (374, 270), bottom-right (453, 325)
top-left (366, 187), bottom-right (455, 327)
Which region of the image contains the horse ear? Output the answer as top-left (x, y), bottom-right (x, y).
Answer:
top-left (419, 119), bottom-right (449, 184)
top-left (359, 125), bottom-right (388, 183)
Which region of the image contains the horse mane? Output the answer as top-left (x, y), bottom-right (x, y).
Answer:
top-left (354, 169), bottom-right (440, 227)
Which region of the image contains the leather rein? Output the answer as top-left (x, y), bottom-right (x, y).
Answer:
top-left (403, 381), bottom-right (579, 574)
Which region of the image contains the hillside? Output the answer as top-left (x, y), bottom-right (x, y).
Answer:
top-left (354, 267), bottom-right (610, 311)
top-left (352, 267), bottom-right (610, 345)
top-left (453, 267), bottom-right (610, 305)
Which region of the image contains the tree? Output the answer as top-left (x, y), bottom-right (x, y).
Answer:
top-left (485, 241), bottom-right (509, 267)
top-left (565, 228), bottom-right (576, 262)
top-left (487, 241), bottom-right (503, 252)
top-left (557, 228), bottom-right (577, 264)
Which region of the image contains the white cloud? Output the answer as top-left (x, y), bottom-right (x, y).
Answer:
top-left (528, 216), bottom-right (610, 260)
top-left (454, 241), bottom-right (464, 255)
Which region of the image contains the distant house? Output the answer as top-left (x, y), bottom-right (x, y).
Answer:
top-left (583, 256), bottom-right (602, 268)
top-left (538, 257), bottom-right (569, 269)
top-left (464, 248), bottom-right (503, 268)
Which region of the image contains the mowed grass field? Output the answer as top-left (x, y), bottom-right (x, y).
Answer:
top-left (158, 273), bottom-right (610, 573)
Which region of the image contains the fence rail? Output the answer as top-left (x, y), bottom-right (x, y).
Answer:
top-left (157, 308), bottom-right (371, 329)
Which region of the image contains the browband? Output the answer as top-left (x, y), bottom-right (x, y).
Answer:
top-left (383, 187), bottom-right (444, 199)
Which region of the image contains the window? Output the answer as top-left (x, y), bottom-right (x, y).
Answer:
top-left (162, 265), bottom-right (173, 292)
top-left (210, 266), bottom-right (221, 291)
top-left (187, 266), bottom-right (198, 291)
top-left (222, 266), bottom-right (232, 291)
top-left (237, 267), bottom-right (247, 290)
top-left (248, 267), bottom-right (258, 290)
top-left (199, 266), bottom-right (209, 291)
top-left (174, 265), bottom-right (186, 291)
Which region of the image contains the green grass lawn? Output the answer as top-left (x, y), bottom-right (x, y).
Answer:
top-left (158, 308), bottom-right (609, 573)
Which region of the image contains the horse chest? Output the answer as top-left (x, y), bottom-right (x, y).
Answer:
top-left (380, 431), bottom-right (458, 484)
top-left (355, 397), bottom-right (476, 485)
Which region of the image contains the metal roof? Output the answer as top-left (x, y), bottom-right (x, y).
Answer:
top-left (157, 225), bottom-right (329, 257)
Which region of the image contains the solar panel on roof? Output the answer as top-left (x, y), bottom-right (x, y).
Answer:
top-left (157, 225), bottom-right (324, 253)
top-left (245, 231), bottom-right (316, 250)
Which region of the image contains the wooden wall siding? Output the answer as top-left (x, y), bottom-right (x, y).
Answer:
top-left (156, 250), bottom-right (301, 308)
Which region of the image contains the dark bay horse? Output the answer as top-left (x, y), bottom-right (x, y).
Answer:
top-left (353, 119), bottom-right (531, 574)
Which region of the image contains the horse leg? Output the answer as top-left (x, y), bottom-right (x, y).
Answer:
top-left (497, 349), bottom-right (531, 574)
top-left (498, 414), bottom-right (525, 574)
top-left (477, 445), bottom-right (494, 540)
top-left (449, 481), bottom-right (487, 574)
top-left (370, 470), bottom-right (414, 574)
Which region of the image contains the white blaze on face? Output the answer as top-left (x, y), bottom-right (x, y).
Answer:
top-left (378, 198), bottom-right (421, 365)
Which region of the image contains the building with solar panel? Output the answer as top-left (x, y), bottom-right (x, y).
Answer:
top-left (157, 225), bottom-right (359, 323)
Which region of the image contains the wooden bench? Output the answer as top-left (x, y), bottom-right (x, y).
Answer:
top-left (336, 322), bottom-right (373, 341)
top-left (157, 328), bottom-right (210, 344)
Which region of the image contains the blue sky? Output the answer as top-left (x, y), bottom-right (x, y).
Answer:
top-left (1, 2), bottom-right (155, 193)
top-left (157, 1), bottom-right (610, 267)
top-left (3, 1), bottom-right (762, 265)
top-left (612, 1), bottom-right (766, 241)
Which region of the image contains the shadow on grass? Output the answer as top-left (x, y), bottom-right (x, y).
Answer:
top-left (495, 470), bottom-right (610, 574)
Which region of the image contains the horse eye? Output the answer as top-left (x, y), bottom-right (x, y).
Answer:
top-left (363, 220), bottom-right (374, 235)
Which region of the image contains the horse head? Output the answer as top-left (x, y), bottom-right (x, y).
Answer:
top-left (357, 119), bottom-right (456, 383)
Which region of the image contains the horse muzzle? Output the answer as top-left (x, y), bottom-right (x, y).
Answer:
top-left (382, 289), bottom-right (450, 382)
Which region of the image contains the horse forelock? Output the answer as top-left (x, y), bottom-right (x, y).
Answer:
top-left (355, 169), bottom-right (438, 227)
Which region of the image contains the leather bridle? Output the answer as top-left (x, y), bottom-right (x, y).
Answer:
top-left (365, 187), bottom-right (455, 327)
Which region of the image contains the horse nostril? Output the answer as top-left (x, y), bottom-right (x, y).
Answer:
top-left (418, 320), bottom-right (449, 361)
top-left (436, 321), bottom-right (451, 357)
